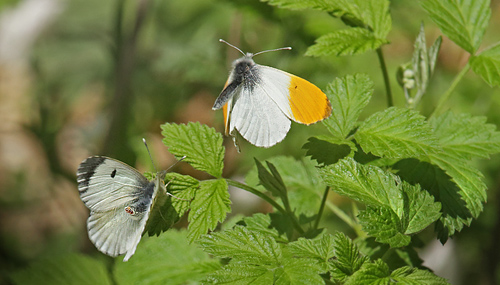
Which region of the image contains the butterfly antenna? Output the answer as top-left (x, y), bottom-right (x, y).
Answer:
top-left (219, 39), bottom-right (245, 56)
top-left (165, 155), bottom-right (187, 172)
top-left (143, 138), bottom-right (158, 173)
top-left (253, 46), bottom-right (292, 57)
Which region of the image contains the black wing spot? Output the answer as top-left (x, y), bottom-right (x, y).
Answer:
top-left (111, 169), bottom-right (117, 178)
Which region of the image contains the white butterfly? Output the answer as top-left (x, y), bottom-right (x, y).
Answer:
top-left (213, 39), bottom-right (332, 148)
top-left (76, 155), bottom-right (182, 261)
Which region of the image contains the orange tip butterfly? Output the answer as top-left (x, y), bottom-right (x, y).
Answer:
top-left (213, 39), bottom-right (332, 149)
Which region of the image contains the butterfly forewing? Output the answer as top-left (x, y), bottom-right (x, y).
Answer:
top-left (77, 156), bottom-right (149, 212)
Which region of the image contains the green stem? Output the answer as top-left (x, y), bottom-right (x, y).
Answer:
top-left (226, 179), bottom-right (304, 234)
top-left (325, 201), bottom-right (364, 237)
top-left (380, 248), bottom-right (395, 262)
top-left (430, 63), bottom-right (470, 119)
top-left (314, 186), bottom-right (330, 229)
top-left (377, 47), bottom-right (393, 107)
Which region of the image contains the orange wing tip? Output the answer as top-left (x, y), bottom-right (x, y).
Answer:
top-left (288, 75), bottom-right (332, 125)
top-left (222, 102), bottom-right (230, 135)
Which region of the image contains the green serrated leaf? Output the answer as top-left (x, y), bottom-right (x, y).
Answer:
top-left (330, 233), bottom-right (369, 281)
top-left (321, 74), bottom-right (373, 139)
top-left (403, 181), bottom-right (442, 234)
top-left (187, 179), bottom-right (230, 242)
top-left (358, 181), bottom-right (441, 248)
top-left (430, 111), bottom-right (500, 159)
top-left (288, 234), bottom-right (335, 272)
top-left (429, 152), bottom-right (485, 240)
top-left (306, 28), bottom-right (388, 57)
top-left (274, 258), bottom-right (324, 285)
top-left (10, 253), bottom-right (111, 285)
top-left (391, 266), bottom-right (449, 284)
top-left (359, 206), bottom-right (411, 248)
top-left (393, 158), bottom-right (480, 241)
top-left (145, 173), bottom-right (198, 236)
top-left (205, 263), bottom-right (274, 284)
top-left (243, 213), bottom-right (287, 242)
top-left (265, 0), bottom-right (391, 39)
top-left (345, 259), bottom-right (391, 285)
top-left (319, 158), bottom-right (403, 210)
top-left (199, 226), bottom-right (281, 264)
top-left (161, 122), bottom-right (224, 177)
top-left (470, 43), bottom-right (500, 86)
top-left (420, 0), bottom-right (490, 53)
top-left (114, 230), bottom-right (220, 285)
top-left (303, 136), bottom-right (354, 165)
top-left (201, 226), bottom-right (323, 284)
top-left (262, 0), bottom-right (335, 10)
top-left (355, 107), bottom-right (439, 159)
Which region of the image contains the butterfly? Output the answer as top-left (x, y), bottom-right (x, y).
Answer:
top-left (213, 39), bottom-right (332, 148)
top-left (76, 146), bottom-right (184, 261)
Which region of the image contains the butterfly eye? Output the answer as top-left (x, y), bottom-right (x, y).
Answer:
top-left (124, 206), bottom-right (136, 215)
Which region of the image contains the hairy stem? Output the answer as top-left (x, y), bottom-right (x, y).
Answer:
top-left (430, 63), bottom-right (470, 118)
top-left (377, 47), bottom-right (393, 107)
top-left (314, 186), bottom-right (330, 229)
top-left (227, 179), bottom-right (304, 234)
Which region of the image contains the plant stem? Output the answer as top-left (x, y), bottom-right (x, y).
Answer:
top-left (226, 179), bottom-right (304, 234)
top-left (430, 63), bottom-right (470, 119)
top-left (314, 186), bottom-right (330, 229)
top-left (377, 47), bottom-right (393, 107)
top-left (325, 201), bottom-right (364, 237)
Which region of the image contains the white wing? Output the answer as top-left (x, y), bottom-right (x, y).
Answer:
top-left (253, 65), bottom-right (295, 119)
top-left (230, 83), bottom-right (291, 147)
top-left (256, 65), bottom-right (331, 125)
top-left (76, 156), bottom-right (157, 261)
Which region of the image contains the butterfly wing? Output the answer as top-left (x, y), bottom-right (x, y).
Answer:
top-left (229, 82), bottom-right (291, 147)
top-left (77, 156), bottom-right (158, 261)
top-left (256, 65), bottom-right (332, 125)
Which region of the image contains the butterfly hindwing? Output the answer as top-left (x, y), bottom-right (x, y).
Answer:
top-left (230, 81), bottom-right (291, 147)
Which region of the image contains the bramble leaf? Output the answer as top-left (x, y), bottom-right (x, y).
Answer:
top-left (470, 43), bottom-right (500, 86)
top-left (200, 226), bottom-right (323, 284)
top-left (355, 107), bottom-right (439, 159)
top-left (161, 122), bottom-right (224, 178)
top-left (321, 74), bottom-right (373, 139)
top-left (330, 233), bottom-right (369, 281)
top-left (145, 173), bottom-right (198, 236)
top-left (318, 158), bottom-right (403, 209)
top-left (345, 259), bottom-right (391, 285)
top-left (187, 179), bottom-right (230, 242)
top-left (390, 266), bottom-right (448, 284)
top-left (114, 230), bottom-right (220, 284)
top-left (420, 0), bottom-right (490, 53)
top-left (306, 28), bottom-right (388, 57)
top-left (358, 206), bottom-right (411, 248)
top-left (199, 226), bottom-right (281, 263)
top-left (288, 234), bottom-right (335, 272)
top-left (321, 159), bottom-right (441, 246)
top-left (430, 111), bottom-right (500, 159)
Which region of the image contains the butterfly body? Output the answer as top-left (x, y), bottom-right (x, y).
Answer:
top-left (213, 41), bottom-right (332, 148)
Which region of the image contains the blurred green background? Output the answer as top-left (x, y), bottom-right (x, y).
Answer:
top-left (1, 0), bottom-right (500, 284)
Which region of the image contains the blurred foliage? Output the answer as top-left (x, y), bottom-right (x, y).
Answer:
top-left (1, 0), bottom-right (500, 284)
